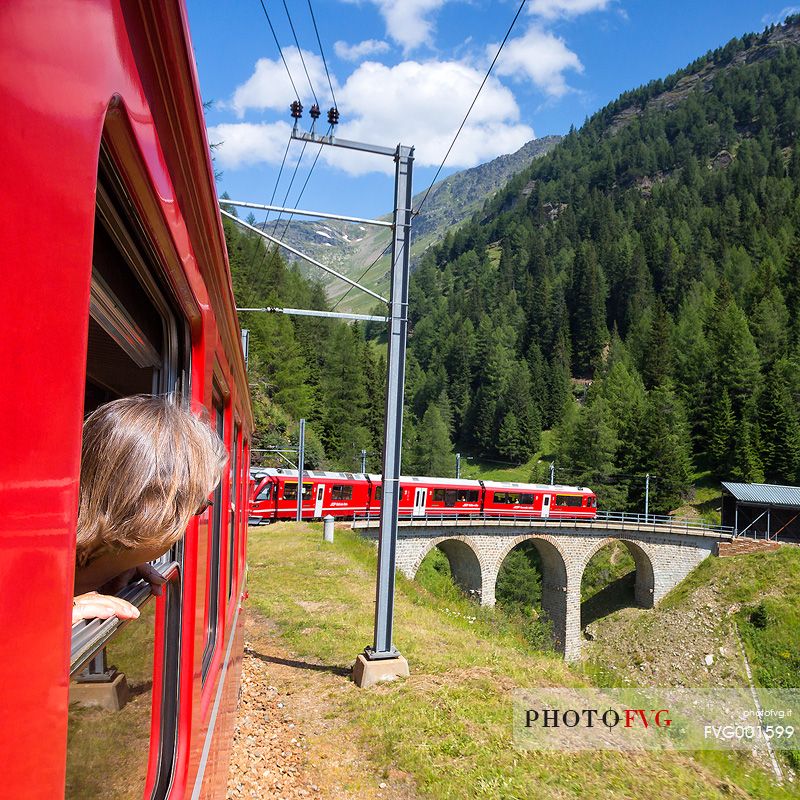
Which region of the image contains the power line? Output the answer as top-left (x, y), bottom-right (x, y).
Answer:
top-left (244, 135), bottom-right (293, 278)
top-left (330, 240), bottom-right (394, 312)
top-left (279, 125), bottom-right (332, 241)
top-left (413, 0), bottom-right (528, 218)
top-left (282, 0), bottom-right (318, 107)
top-left (258, 0), bottom-right (301, 101)
top-left (271, 136), bottom-right (309, 237)
top-left (307, 0), bottom-right (338, 109)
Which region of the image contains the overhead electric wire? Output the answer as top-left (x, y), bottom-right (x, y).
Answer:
top-left (414, 0), bottom-right (528, 218)
top-left (278, 125), bottom-right (332, 241)
top-left (258, 0), bottom-right (301, 101)
top-left (307, 0), bottom-right (338, 109)
top-left (271, 136), bottom-right (310, 236)
top-left (330, 240), bottom-right (395, 312)
top-left (244, 134), bottom-right (293, 277)
top-left (282, 0), bottom-right (319, 107)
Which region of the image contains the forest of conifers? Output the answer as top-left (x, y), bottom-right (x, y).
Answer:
top-left (227, 17), bottom-right (800, 514)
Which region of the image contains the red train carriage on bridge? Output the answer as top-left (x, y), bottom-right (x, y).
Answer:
top-left (0, 3), bottom-right (252, 799)
top-left (249, 469), bottom-right (598, 523)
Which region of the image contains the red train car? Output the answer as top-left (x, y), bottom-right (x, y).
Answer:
top-left (0, 3), bottom-right (252, 799)
top-left (249, 469), bottom-right (597, 523)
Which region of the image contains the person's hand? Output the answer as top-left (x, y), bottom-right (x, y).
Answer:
top-left (99, 563), bottom-right (167, 597)
top-left (72, 592), bottom-right (140, 625)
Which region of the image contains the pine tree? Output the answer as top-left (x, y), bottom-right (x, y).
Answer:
top-left (640, 299), bottom-right (675, 388)
top-left (570, 242), bottom-right (608, 376)
top-left (756, 361), bottom-right (800, 483)
top-left (628, 386), bottom-right (693, 513)
top-left (708, 390), bottom-right (736, 476)
top-left (412, 403), bottom-right (455, 477)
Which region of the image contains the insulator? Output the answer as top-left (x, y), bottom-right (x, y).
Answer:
top-left (290, 100), bottom-right (303, 119)
top-left (327, 106), bottom-right (339, 126)
top-left (310, 103), bottom-right (321, 120)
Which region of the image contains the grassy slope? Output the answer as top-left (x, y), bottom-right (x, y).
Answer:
top-left (246, 523), bottom-right (796, 799)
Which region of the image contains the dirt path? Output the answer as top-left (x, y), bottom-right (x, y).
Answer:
top-left (226, 613), bottom-right (418, 800)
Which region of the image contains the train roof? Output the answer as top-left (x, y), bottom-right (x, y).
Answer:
top-left (249, 467), bottom-right (591, 493)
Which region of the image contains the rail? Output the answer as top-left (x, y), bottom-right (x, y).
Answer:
top-left (70, 560), bottom-right (179, 678)
top-left (351, 510), bottom-right (735, 537)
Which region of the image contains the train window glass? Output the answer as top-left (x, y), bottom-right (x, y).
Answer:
top-left (433, 488), bottom-right (445, 503)
top-left (66, 603), bottom-right (157, 800)
top-left (283, 482), bottom-right (313, 501)
top-left (227, 425), bottom-right (239, 599)
top-left (256, 483), bottom-right (272, 501)
top-left (202, 393), bottom-right (225, 683)
top-left (444, 489), bottom-right (458, 507)
top-left (374, 486), bottom-right (382, 502)
top-left (331, 484), bottom-right (353, 501)
top-left (556, 494), bottom-right (584, 507)
top-left (456, 490), bottom-right (479, 502)
top-left (520, 493), bottom-right (534, 505)
top-left (495, 492), bottom-right (521, 505)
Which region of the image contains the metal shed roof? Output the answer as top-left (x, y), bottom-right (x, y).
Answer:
top-left (721, 482), bottom-right (800, 508)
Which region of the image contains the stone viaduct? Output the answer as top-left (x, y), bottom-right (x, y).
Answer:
top-left (353, 517), bottom-right (732, 661)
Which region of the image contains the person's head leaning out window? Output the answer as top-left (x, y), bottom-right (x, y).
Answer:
top-left (72, 395), bottom-right (228, 623)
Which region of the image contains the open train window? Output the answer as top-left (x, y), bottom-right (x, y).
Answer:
top-left (67, 146), bottom-right (190, 800)
top-left (202, 390), bottom-right (225, 683)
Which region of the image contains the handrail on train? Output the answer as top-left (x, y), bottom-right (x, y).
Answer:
top-left (69, 560), bottom-right (179, 678)
top-left (351, 510), bottom-right (735, 536)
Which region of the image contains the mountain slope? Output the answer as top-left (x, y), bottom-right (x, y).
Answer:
top-left (272, 135), bottom-right (561, 311)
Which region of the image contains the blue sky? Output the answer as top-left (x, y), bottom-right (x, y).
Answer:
top-left (187, 1), bottom-right (798, 219)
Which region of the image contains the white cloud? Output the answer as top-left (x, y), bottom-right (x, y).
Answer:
top-left (323, 59), bottom-right (534, 175)
top-left (364, 0), bottom-right (450, 52)
top-left (212, 58), bottom-right (535, 177)
top-left (761, 6), bottom-right (800, 25)
top-left (228, 48), bottom-right (335, 117)
top-left (528, 0), bottom-right (613, 19)
top-left (334, 38), bottom-right (391, 61)
top-left (491, 26), bottom-right (583, 98)
top-left (207, 121), bottom-right (293, 169)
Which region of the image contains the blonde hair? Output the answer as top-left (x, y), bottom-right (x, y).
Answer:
top-left (76, 395), bottom-right (228, 567)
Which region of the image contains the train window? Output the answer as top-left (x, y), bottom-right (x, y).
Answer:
top-left (283, 482), bottom-right (313, 501)
top-left (374, 486), bottom-right (383, 502)
top-left (444, 489), bottom-right (458, 507)
top-left (456, 489), bottom-right (479, 502)
top-left (331, 484), bottom-right (353, 501)
top-left (556, 494), bottom-right (584, 507)
top-left (68, 147), bottom-right (190, 799)
top-left (256, 483), bottom-right (272, 501)
top-left (495, 492), bottom-right (522, 505)
top-left (202, 392), bottom-right (225, 683)
top-left (227, 424), bottom-right (239, 599)
top-left (520, 493), bottom-right (534, 505)
top-left (432, 489), bottom-right (445, 502)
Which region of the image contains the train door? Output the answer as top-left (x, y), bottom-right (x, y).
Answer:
top-left (542, 494), bottom-right (551, 518)
top-left (314, 484), bottom-right (325, 517)
top-left (413, 487), bottom-right (427, 517)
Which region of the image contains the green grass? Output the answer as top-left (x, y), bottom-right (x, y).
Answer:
top-left (459, 431), bottom-right (556, 483)
top-left (246, 523), bottom-right (798, 799)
